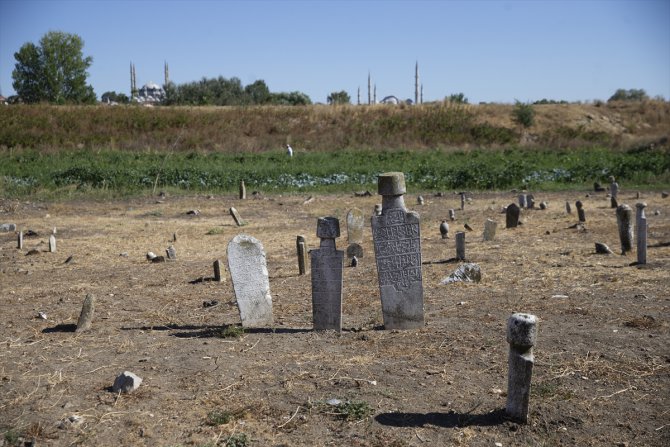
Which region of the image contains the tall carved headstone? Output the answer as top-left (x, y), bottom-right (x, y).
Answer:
top-left (636, 203), bottom-right (647, 265)
top-left (483, 219), bottom-right (497, 241)
top-left (576, 200), bottom-right (586, 222)
top-left (227, 234), bottom-right (273, 327)
top-left (371, 172), bottom-right (424, 330)
top-left (506, 313), bottom-right (537, 423)
top-left (616, 204), bottom-right (634, 255)
top-left (346, 208), bottom-right (365, 259)
top-left (506, 203), bottom-right (520, 228)
top-left (310, 217), bottom-right (344, 331)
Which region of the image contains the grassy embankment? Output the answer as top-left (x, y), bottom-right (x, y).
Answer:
top-left (0, 101), bottom-right (668, 198)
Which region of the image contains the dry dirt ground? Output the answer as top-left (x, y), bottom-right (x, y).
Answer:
top-left (0, 189), bottom-right (668, 447)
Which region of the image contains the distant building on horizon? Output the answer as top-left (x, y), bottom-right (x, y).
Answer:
top-left (130, 61), bottom-right (169, 103)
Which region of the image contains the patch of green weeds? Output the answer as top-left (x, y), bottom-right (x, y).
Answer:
top-left (206, 227), bottom-right (224, 235)
top-left (223, 433), bottom-right (249, 447)
top-left (206, 410), bottom-right (233, 426)
top-left (213, 325), bottom-right (244, 339)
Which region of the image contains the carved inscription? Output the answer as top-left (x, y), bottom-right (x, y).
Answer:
top-left (372, 211), bottom-right (422, 291)
top-left (310, 250), bottom-right (343, 330)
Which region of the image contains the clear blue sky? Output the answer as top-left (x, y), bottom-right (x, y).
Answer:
top-left (1, 0), bottom-right (668, 104)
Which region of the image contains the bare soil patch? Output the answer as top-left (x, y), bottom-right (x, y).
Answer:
top-left (1, 189), bottom-right (668, 446)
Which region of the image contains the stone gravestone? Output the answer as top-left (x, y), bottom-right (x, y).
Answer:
top-left (227, 234), bottom-right (273, 327)
top-left (565, 201), bottom-right (572, 214)
top-left (576, 200), bottom-right (586, 222)
top-left (506, 203), bottom-right (520, 228)
top-left (75, 294), bottom-right (96, 333)
top-left (346, 208), bottom-right (365, 259)
top-left (166, 245), bottom-right (177, 260)
top-left (455, 231), bottom-right (466, 261)
top-left (213, 259), bottom-right (222, 282)
top-left (460, 192), bottom-right (466, 211)
top-left (518, 194), bottom-right (527, 209)
top-left (448, 209), bottom-right (456, 221)
top-left (616, 204), bottom-right (634, 255)
top-left (310, 217), bottom-right (344, 331)
top-left (239, 180), bottom-right (246, 200)
top-left (229, 207), bottom-right (244, 226)
top-left (610, 176), bottom-right (619, 208)
top-left (18, 231), bottom-right (23, 250)
top-left (526, 194), bottom-right (535, 209)
top-left (483, 219), bottom-right (497, 241)
top-left (506, 313), bottom-right (538, 423)
top-left (49, 235), bottom-right (57, 253)
top-left (371, 172), bottom-right (424, 330)
top-left (296, 235), bottom-right (307, 275)
top-left (636, 202), bottom-right (647, 265)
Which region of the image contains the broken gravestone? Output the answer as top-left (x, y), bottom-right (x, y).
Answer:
top-left (506, 313), bottom-right (538, 424)
top-left (229, 207), bottom-right (244, 226)
top-left (113, 371), bottom-right (142, 393)
top-left (310, 217), bottom-right (344, 331)
top-left (227, 234), bottom-right (273, 327)
top-left (371, 172), bottom-right (424, 329)
top-left (441, 263), bottom-right (482, 284)
top-left (75, 294), bottom-right (95, 333)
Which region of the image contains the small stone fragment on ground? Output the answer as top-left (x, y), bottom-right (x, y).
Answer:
top-left (595, 242), bottom-right (614, 254)
top-left (0, 223), bottom-right (17, 232)
top-left (151, 255), bottom-right (166, 263)
top-left (186, 209), bottom-right (200, 216)
top-left (441, 263), bottom-right (482, 284)
top-left (112, 371), bottom-right (143, 393)
top-left (146, 251), bottom-right (157, 261)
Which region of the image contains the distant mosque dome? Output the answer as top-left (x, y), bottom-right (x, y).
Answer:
top-left (137, 82), bottom-right (166, 103)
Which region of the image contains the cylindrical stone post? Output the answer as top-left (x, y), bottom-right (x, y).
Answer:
top-left (610, 176), bottom-right (619, 209)
top-left (460, 193), bottom-right (465, 211)
top-left (526, 194), bottom-right (535, 209)
top-left (483, 219), bottom-right (497, 241)
top-left (576, 201), bottom-right (586, 222)
top-left (49, 235), bottom-right (56, 253)
top-left (18, 231), bottom-right (23, 249)
top-left (616, 204), bottom-right (634, 255)
top-left (378, 172), bottom-right (406, 211)
top-left (440, 221), bottom-right (449, 239)
top-left (296, 235), bottom-right (307, 275)
top-left (518, 194), bottom-right (527, 208)
top-left (565, 201), bottom-right (572, 214)
top-left (239, 180), bottom-right (246, 200)
top-left (506, 313), bottom-right (538, 423)
top-left (636, 202), bottom-right (647, 265)
top-left (448, 209), bottom-right (456, 221)
top-left (213, 259), bottom-right (222, 282)
top-left (455, 231), bottom-right (465, 261)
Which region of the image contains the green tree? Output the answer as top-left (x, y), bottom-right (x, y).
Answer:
top-left (244, 80), bottom-right (271, 104)
top-left (446, 93), bottom-right (468, 104)
top-left (12, 31), bottom-right (96, 104)
top-left (512, 100), bottom-right (535, 128)
top-left (101, 91), bottom-right (129, 104)
top-left (327, 90), bottom-right (351, 105)
top-left (608, 88), bottom-right (649, 102)
top-left (269, 91), bottom-right (312, 105)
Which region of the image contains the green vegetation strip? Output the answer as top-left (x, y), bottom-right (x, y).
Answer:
top-left (1, 146), bottom-right (668, 198)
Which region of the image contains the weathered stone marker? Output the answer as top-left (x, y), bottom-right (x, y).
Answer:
top-left (616, 204), bottom-right (634, 255)
top-left (17, 231), bottom-right (23, 250)
top-left (506, 203), bottom-right (520, 228)
top-left (227, 234), bottom-right (273, 327)
top-left (371, 172), bottom-right (424, 329)
top-left (610, 176), bottom-right (619, 208)
top-left (518, 194), bottom-right (527, 209)
top-left (296, 235), bottom-right (307, 275)
top-left (440, 220), bottom-right (449, 239)
top-left (483, 218), bottom-right (497, 241)
top-left (448, 209), bottom-right (456, 221)
top-left (213, 259), bottom-right (222, 282)
top-left (166, 245), bottom-right (177, 260)
top-left (506, 313), bottom-right (538, 424)
top-left (455, 231), bottom-right (466, 261)
top-left (346, 208), bottom-right (365, 259)
top-left (0, 223), bottom-right (17, 232)
top-left (460, 193), bottom-right (466, 211)
top-left (229, 207), bottom-right (244, 226)
top-left (75, 294), bottom-right (95, 333)
top-left (576, 200), bottom-right (586, 222)
top-left (49, 235), bottom-right (57, 253)
top-left (636, 202), bottom-right (647, 265)
top-left (374, 204), bottom-right (382, 216)
top-left (565, 201), bottom-right (572, 214)
top-left (526, 194), bottom-right (535, 209)
top-left (239, 180), bottom-right (246, 200)
top-left (113, 371), bottom-right (142, 393)
top-left (417, 195), bottom-right (424, 205)
top-left (310, 217), bottom-right (344, 331)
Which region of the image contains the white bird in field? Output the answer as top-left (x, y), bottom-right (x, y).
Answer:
top-left (286, 144), bottom-right (293, 157)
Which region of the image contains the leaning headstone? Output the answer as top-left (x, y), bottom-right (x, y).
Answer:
top-left (227, 234), bottom-right (273, 327)
top-left (455, 231), bottom-right (466, 261)
top-left (166, 245), bottom-right (177, 260)
top-left (17, 231), bottom-right (23, 250)
top-left (113, 371), bottom-right (142, 393)
top-left (518, 194), bottom-right (527, 208)
top-left (371, 172), bottom-right (424, 329)
top-left (506, 203), bottom-right (520, 228)
top-left (239, 180), bottom-right (246, 200)
top-left (310, 217), bottom-right (344, 331)
top-left (506, 313), bottom-right (537, 423)
top-left (565, 201), bottom-right (572, 214)
top-left (49, 235), bottom-right (57, 253)
top-left (636, 203), bottom-right (647, 265)
top-left (213, 259), bottom-right (222, 282)
top-left (346, 208), bottom-right (365, 259)
top-left (576, 200), bottom-right (586, 222)
top-left (448, 209), bottom-right (456, 221)
top-left (75, 294), bottom-right (95, 333)
top-left (296, 235), bottom-right (307, 275)
top-left (229, 207), bottom-right (244, 226)
top-left (616, 204), bottom-right (634, 255)
top-left (0, 223), bottom-right (17, 232)
top-left (483, 219), bottom-right (497, 241)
